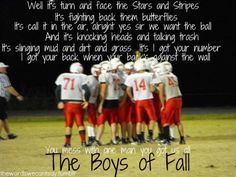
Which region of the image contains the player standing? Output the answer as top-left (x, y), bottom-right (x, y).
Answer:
top-left (110, 58), bottom-right (126, 143)
top-left (55, 62), bottom-right (90, 147)
top-left (159, 62), bottom-right (186, 144)
top-left (86, 64), bottom-right (101, 145)
top-left (119, 61), bottom-right (137, 143)
top-left (148, 60), bottom-right (165, 142)
top-left (95, 61), bottom-right (120, 145)
top-left (125, 59), bottom-right (161, 144)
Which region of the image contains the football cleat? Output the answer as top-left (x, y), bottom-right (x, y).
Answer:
top-left (63, 144), bottom-right (71, 148)
top-left (146, 136), bottom-right (154, 143)
top-left (110, 139), bottom-right (119, 145)
top-left (93, 140), bottom-right (102, 146)
top-left (81, 142), bottom-right (89, 147)
top-left (121, 138), bottom-right (128, 144)
top-left (162, 139), bottom-right (171, 145)
top-left (131, 139), bottom-right (142, 145)
top-left (179, 138), bottom-right (186, 144)
top-left (8, 133), bottom-right (17, 139)
top-left (87, 137), bottom-right (96, 146)
top-left (170, 137), bottom-right (176, 142)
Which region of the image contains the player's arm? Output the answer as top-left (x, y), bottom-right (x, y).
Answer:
top-left (119, 84), bottom-right (127, 106)
top-left (126, 86), bottom-right (134, 103)
top-left (120, 83), bottom-right (126, 91)
top-left (119, 90), bottom-right (128, 106)
top-left (98, 83), bottom-right (107, 113)
top-left (150, 84), bottom-right (156, 93)
top-left (7, 86), bottom-right (24, 101)
top-left (158, 83), bottom-right (165, 110)
top-left (150, 73), bottom-right (161, 93)
top-left (55, 85), bottom-right (61, 102)
top-left (81, 84), bottom-right (91, 109)
top-left (55, 85), bottom-right (64, 109)
top-left (55, 75), bottom-right (64, 109)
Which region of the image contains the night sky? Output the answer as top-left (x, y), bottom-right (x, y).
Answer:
top-left (0, 0), bottom-right (235, 107)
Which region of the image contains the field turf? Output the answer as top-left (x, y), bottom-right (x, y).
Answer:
top-left (0, 113), bottom-right (236, 177)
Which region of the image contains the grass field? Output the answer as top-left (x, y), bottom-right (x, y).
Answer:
top-left (0, 113), bottom-right (236, 177)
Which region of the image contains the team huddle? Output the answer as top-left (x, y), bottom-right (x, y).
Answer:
top-left (55, 57), bottom-right (185, 147)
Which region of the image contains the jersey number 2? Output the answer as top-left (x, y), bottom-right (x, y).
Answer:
top-left (64, 78), bottom-right (75, 90)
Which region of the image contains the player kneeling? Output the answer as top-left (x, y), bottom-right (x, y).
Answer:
top-left (55, 62), bottom-right (90, 148)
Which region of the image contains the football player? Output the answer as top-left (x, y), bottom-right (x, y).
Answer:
top-left (55, 62), bottom-right (90, 147)
top-left (110, 58), bottom-right (124, 143)
top-left (86, 64), bottom-right (101, 145)
top-left (119, 61), bottom-right (137, 144)
top-left (125, 59), bottom-right (162, 144)
top-left (159, 61), bottom-right (186, 144)
top-left (148, 60), bottom-right (165, 142)
top-left (95, 61), bottom-right (120, 145)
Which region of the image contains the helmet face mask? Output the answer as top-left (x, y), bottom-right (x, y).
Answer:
top-left (70, 62), bottom-right (83, 73)
top-left (91, 64), bottom-right (101, 76)
top-left (124, 62), bottom-right (134, 75)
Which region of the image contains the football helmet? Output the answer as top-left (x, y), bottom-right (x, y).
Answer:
top-left (134, 59), bottom-right (146, 72)
top-left (124, 61), bottom-right (134, 70)
top-left (101, 62), bottom-right (112, 74)
top-left (70, 62), bottom-right (83, 73)
top-left (162, 61), bottom-right (173, 73)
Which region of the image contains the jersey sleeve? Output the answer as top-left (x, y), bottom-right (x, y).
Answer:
top-left (55, 74), bottom-right (63, 85)
top-left (81, 74), bottom-right (89, 85)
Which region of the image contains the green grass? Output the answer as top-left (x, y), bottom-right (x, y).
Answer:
top-left (8, 113), bottom-right (236, 122)
top-left (0, 114), bottom-right (236, 177)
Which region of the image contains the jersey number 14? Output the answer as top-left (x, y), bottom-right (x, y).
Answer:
top-left (134, 79), bottom-right (146, 91)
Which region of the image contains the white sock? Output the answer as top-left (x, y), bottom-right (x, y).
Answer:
top-left (87, 126), bottom-right (95, 137)
top-left (90, 127), bottom-right (95, 137)
top-left (87, 126), bottom-right (92, 137)
top-left (170, 126), bottom-right (175, 139)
